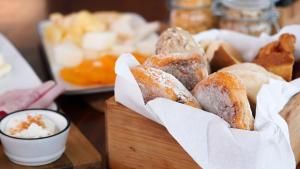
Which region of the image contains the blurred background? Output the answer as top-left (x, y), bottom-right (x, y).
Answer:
top-left (0, 0), bottom-right (168, 49)
top-left (1, 0), bottom-right (299, 49)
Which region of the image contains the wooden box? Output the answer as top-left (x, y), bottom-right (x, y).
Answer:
top-left (105, 95), bottom-right (300, 169)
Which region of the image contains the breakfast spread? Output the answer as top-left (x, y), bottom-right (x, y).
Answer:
top-left (0, 53), bottom-right (12, 78)
top-left (129, 27), bottom-right (297, 130)
top-left (44, 11), bottom-right (159, 87)
top-left (0, 3), bottom-right (299, 167)
top-left (5, 114), bottom-right (58, 138)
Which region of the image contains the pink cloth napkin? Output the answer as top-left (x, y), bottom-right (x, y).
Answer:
top-left (0, 81), bottom-right (64, 116)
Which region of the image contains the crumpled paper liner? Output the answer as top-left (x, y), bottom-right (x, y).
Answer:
top-left (194, 25), bottom-right (300, 62)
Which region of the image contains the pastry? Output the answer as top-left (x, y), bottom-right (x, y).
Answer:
top-left (155, 27), bottom-right (205, 55)
top-left (206, 40), bottom-right (243, 72)
top-left (253, 33), bottom-right (296, 81)
top-left (131, 65), bottom-right (200, 108)
top-left (144, 53), bottom-right (208, 90)
top-left (220, 63), bottom-right (284, 110)
top-left (149, 27), bottom-right (209, 90)
top-left (193, 72), bottom-right (254, 130)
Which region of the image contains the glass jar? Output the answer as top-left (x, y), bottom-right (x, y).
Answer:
top-left (212, 0), bottom-right (279, 36)
top-left (169, 0), bottom-right (217, 34)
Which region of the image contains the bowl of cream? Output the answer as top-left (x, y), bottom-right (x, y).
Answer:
top-left (0, 109), bottom-right (70, 166)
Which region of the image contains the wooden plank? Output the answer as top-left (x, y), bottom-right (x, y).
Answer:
top-left (0, 124), bottom-right (102, 169)
top-left (65, 124), bottom-right (102, 169)
top-left (106, 95), bottom-right (300, 169)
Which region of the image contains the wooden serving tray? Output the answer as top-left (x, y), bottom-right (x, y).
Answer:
top-left (0, 123), bottom-right (102, 169)
top-left (106, 95), bottom-right (300, 169)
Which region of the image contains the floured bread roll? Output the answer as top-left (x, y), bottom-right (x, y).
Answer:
top-left (148, 27), bottom-right (209, 90)
top-left (144, 53), bottom-right (208, 90)
top-left (131, 65), bottom-right (201, 108)
top-left (156, 27), bottom-right (204, 55)
top-left (193, 72), bottom-right (254, 130)
top-left (206, 40), bottom-right (243, 72)
top-left (220, 63), bottom-right (284, 107)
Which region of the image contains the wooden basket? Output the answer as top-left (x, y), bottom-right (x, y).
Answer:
top-left (105, 94), bottom-right (300, 169)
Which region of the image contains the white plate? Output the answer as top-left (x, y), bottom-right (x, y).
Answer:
top-left (38, 21), bottom-right (114, 95)
top-left (0, 34), bottom-right (58, 110)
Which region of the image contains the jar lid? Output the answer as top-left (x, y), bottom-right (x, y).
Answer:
top-left (221, 0), bottom-right (275, 10)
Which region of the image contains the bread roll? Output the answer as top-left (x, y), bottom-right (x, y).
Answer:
top-left (151, 27), bottom-right (209, 90)
top-left (131, 65), bottom-right (201, 108)
top-left (253, 33), bottom-right (296, 81)
top-left (155, 27), bottom-right (204, 55)
top-left (193, 72), bottom-right (254, 130)
top-left (144, 53), bottom-right (208, 90)
top-left (220, 63), bottom-right (284, 110)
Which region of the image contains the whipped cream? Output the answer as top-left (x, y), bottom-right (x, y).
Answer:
top-left (0, 53), bottom-right (12, 78)
top-left (5, 114), bottom-right (58, 138)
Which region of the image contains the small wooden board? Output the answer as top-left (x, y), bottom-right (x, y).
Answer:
top-left (106, 95), bottom-right (300, 169)
top-left (0, 123), bottom-right (102, 169)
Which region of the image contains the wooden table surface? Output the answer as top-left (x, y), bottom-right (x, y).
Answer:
top-left (0, 124), bottom-right (102, 169)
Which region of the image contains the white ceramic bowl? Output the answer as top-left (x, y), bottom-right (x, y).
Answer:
top-left (0, 109), bottom-right (70, 166)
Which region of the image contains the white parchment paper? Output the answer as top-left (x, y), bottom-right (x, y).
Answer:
top-left (114, 25), bottom-right (300, 169)
top-left (194, 25), bottom-right (300, 62)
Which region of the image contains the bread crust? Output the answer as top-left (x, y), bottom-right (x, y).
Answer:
top-left (220, 63), bottom-right (284, 113)
top-left (253, 33), bottom-right (296, 81)
top-left (131, 65), bottom-right (201, 108)
top-left (155, 27), bottom-right (203, 55)
top-left (193, 72), bottom-right (254, 130)
top-left (206, 40), bottom-right (243, 72)
top-left (220, 63), bottom-right (283, 104)
top-left (144, 53), bottom-right (208, 90)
